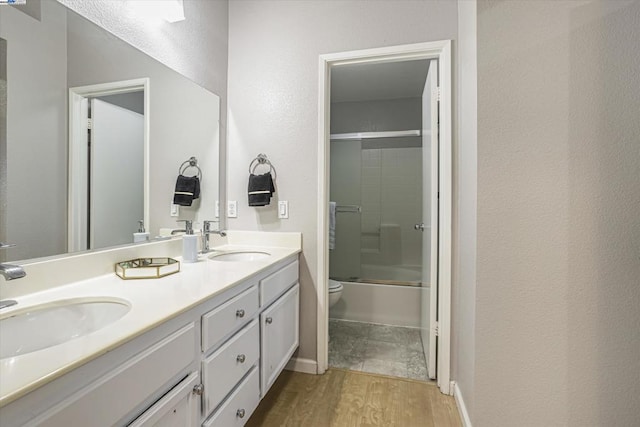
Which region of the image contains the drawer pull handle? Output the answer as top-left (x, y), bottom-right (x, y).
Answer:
top-left (237, 408), bottom-right (246, 418)
top-left (237, 354), bottom-right (246, 363)
top-left (236, 309), bottom-right (245, 318)
top-left (265, 317), bottom-right (273, 324)
top-left (192, 384), bottom-right (204, 396)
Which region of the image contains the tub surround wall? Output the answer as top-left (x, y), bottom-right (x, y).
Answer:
top-left (227, 0), bottom-right (458, 363)
top-left (331, 98), bottom-right (424, 274)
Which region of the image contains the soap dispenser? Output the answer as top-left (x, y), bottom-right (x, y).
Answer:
top-left (133, 220), bottom-right (150, 243)
top-left (178, 220), bottom-right (198, 263)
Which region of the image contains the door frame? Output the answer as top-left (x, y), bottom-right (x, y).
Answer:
top-left (316, 41), bottom-right (453, 394)
top-left (68, 78), bottom-right (150, 252)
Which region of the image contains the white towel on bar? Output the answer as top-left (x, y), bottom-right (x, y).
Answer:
top-left (329, 201), bottom-right (337, 250)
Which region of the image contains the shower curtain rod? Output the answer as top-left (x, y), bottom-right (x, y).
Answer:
top-left (330, 129), bottom-right (421, 141)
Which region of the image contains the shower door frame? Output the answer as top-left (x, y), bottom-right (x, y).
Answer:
top-left (317, 40), bottom-right (453, 395)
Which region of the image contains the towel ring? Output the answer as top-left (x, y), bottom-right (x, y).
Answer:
top-left (179, 156), bottom-right (202, 180)
top-left (249, 153), bottom-right (277, 179)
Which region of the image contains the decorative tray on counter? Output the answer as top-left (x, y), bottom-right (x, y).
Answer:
top-left (115, 257), bottom-right (180, 280)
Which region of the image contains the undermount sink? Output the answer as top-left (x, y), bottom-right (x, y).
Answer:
top-left (0, 298), bottom-right (131, 359)
top-left (208, 251), bottom-right (271, 262)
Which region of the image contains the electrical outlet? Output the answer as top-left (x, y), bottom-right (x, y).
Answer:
top-left (170, 203), bottom-right (179, 217)
top-left (278, 201), bottom-right (289, 219)
top-left (227, 201), bottom-right (238, 218)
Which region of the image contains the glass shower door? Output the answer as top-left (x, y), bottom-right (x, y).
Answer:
top-left (329, 138), bottom-right (362, 280)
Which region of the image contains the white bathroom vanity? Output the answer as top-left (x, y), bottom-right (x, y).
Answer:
top-left (0, 232), bottom-right (301, 427)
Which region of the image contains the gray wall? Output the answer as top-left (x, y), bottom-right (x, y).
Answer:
top-left (330, 98), bottom-right (422, 134)
top-left (453, 0), bottom-right (477, 420)
top-left (97, 92), bottom-right (144, 115)
top-left (472, 0), bottom-right (640, 425)
top-left (0, 2), bottom-right (68, 261)
top-left (0, 38), bottom-right (6, 260)
top-left (227, 0), bottom-right (458, 363)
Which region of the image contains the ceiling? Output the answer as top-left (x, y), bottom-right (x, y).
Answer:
top-left (330, 59), bottom-right (431, 103)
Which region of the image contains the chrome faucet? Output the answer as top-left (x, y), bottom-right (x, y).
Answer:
top-left (201, 221), bottom-right (226, 253)
top-left (171, 220), bottom-right (194, 235)
top-left (0, 242), bottom-right (26, 281)
top-left (0, 243), bottom-right (24, 310)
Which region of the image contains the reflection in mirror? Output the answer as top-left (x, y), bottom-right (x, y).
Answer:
top-left (0, 0), bottom-right (220, 262)
top-left (68, 80), bottom-right (147, 252)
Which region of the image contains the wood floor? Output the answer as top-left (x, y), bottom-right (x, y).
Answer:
top-left (246, 369), bottom-right (461, 427)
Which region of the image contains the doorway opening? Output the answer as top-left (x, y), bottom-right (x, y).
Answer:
top-left (68, 79), bottom-right (150, 252)
top-left (317, 41), bottom-right (452, 394)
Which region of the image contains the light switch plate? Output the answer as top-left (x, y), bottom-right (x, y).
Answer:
top-left (278, 201), bottom-right (289, 219)
top-left (215, 201), bottom-right (219, 218)
top-left (170, 203), bottom-right (179, 217)
top-left (227, 201), bottom-right (238, 218)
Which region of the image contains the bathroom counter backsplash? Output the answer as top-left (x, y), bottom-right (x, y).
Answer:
top-left (0, 231), bottom-right (301, 406)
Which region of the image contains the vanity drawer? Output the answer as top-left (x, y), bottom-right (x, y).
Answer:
top-left (202, 320), bottom-right (259, 416)
top-left (202, 285), bottom-right (258, 353)
top-left (128, 371), bottom-right (200, 427)
top-left (34, 323), bottom-right (196, 427)
top-left (260, 260), bottom-right (298, 307)
top-left (203, 367), bottom-right (260, 427)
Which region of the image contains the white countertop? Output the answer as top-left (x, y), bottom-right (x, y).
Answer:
top-left (0, 234), bottom-right (301, 407)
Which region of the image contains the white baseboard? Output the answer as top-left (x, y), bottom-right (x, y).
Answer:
top-left (453, 381), bottom-right (472, 427)
top-left (285, 357), bottom-right (318, 374)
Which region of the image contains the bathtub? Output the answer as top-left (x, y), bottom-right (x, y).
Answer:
top-left (329, 280), bottom-right (427, 328)
top-left (360, 263), bottom-right (421, 284)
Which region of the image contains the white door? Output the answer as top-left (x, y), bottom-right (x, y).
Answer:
top-left (90, 98), bottom-right (144, 249)
top-left (419, 60), bottom-right (439, 379)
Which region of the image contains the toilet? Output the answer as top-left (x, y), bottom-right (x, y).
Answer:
top-left (328, 279), bottom-right (343, 308)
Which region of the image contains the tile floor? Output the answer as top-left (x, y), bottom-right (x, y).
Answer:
top-left (328, 319), bottom-right (429, 381)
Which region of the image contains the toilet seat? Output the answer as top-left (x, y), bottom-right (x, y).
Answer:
top-left (329, 279), bottom-right (343, 293)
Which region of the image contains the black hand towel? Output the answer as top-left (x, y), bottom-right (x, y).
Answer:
top-left (173, 175), bottom-right (200, 206)
top-left (248, 172), bottom-right (275, 206)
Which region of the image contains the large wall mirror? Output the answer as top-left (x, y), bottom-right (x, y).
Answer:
top-left (0, 0), bottom-right (220, 262)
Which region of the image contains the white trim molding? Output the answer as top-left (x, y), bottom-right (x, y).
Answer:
top-left (453, 382), bottom-right (473, 427)
top-left (285, 357), bottom-right (318, 375)
top-left (316, 41), bottom-right (454, 395)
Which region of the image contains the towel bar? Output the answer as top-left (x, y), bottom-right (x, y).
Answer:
top-left (336, 205), bottom-right (361, 213)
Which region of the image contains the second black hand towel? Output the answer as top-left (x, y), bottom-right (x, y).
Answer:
top-left (248, 172), bottom-right (275, 206)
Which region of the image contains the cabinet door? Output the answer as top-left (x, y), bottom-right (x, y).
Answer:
top-left (128, 372), bottom-right (199, 427)
top-left (260, 283), bottom-right (299, 396)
